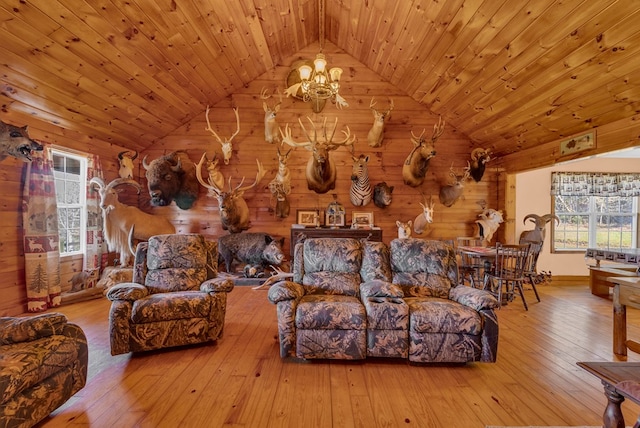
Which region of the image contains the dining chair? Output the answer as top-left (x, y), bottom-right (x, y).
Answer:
top-left (483, 243), bottom-right (531, 310)
top-left (522, 240), bottom-right (543, 303)
top-left (456, 236), bottom-right (485, 288)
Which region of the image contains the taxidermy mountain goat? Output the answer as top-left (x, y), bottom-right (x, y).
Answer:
top-left (90, 177), bottom-right (175, 267)
top-left (402, 116), bottom-right (445, 187)
top-left (0, 120), bottom-right (43, 162)
top-left (142, 151), bottom-right (199, 210)
top-left (281, 116), bottom-right (356, 194)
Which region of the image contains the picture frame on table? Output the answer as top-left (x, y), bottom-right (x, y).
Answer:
top-left (296, 209), bottom-right (320, 227)
top-left (326, 212), bottom-right (345, 228)
top-left (352, 212), bottom-right (374, 228)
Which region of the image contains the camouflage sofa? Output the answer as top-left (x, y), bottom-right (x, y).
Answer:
top-left (107, 233), bottom-right (234, 355)
top-left (268, 237), bottom-right (499, 363)
top-left (0, 313), bottom-right (88, 428)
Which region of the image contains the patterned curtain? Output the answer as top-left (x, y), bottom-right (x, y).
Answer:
top-left (21, 146), bottom-right (61, 312)
top-left (551, 172), bottom-right (640, 197)
top-left (84, 155), bottom-right (107, 276)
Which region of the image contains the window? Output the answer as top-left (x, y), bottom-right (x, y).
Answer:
top-left (52, 150), bottom-right (87, 256)
top-left (553, 195), bottom-right (637, 251)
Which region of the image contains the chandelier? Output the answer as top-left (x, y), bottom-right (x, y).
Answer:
top-left (297, 53), bottom-right (343, 103)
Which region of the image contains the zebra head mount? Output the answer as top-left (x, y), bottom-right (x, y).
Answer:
top-left (350, 151), bottom-right (372, 207)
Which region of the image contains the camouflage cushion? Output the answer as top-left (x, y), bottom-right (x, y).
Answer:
top-left (301, 238), bottom-right (363, 296)
top-left (131, 291), bottom-right (213, 323)
top-left (405, 297), bottom-right (482, 335)
top-left (295, 295), bottom-right (366, 330)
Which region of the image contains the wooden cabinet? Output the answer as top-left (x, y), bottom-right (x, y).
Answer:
top-left (585, 248), bottom-right (640, 296)
top-left (289, 227), bottom-right (383, 258)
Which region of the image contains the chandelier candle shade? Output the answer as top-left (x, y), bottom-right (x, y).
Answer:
top-left (298, 53), bottom-right (342, 102)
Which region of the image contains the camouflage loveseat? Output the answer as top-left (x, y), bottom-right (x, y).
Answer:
top-left (0, 313), bottom-right (88, 428)
top-left (267, 237), bottom-right (499, 363)
top-left (107, 233), bottom-right (234, 355)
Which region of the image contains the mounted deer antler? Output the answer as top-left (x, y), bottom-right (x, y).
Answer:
top-left (280, 117), bottom-right (356, 194)
top-left (402, 116), bottom-right (445, 187)
top-left (367, 97), bottom-right (394, 147)
top-left (205, 105), bottom-right (240, 165)
top-left (196, 157), bottom-right (265, 233)
top-left (260, 87), bottom-right (282, 144)
top-left (438, 164), bottom-right (471, 207)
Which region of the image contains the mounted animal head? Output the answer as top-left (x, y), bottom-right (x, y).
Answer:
top-left (117, 150), bottom-right (138, 179)
top-left (205, 105), bottom-right (240, 165)
top-left (367, 97), bottom-right (394, 147)
top-left (0, 120), bottom-right (43, 162)
top-left (438, 164), bottom-right (471, 207)
top-left (89, 177), bottom-right (142, 211)
top-left (281, 116), bottom-right (356, 194)
top-left (413, 194), bottom-right (435, 235)
top-left (519, 213), bottom-right (560, 244)
top-left (396, 220), bottom-right (412, 239)
top-left (373, 182), bottom-right (394, 208)
top-left (469, 148), bottom-right (491, 182)
top-left (268, 180), bottom-right (290, 218)
top-left (142, 151), bottom-right (199, 210)
top-left (475, 208), bottom-right (504, 243)
top-left (197, 158), bottom-right (265, 233)
top-left (261, 87), bottom-right (282, 144)
top-left (402, 116), bottom-right (445, 187)
top-left (197, 152), bottom-right (225, 197)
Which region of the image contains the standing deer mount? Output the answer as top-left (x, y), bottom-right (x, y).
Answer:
top-left (205, 105), bottom-right (240, 165)
top-left (367, 97), bottom-right (394, 147)
top-left (402, 116), bottom-right (445, 187)
top-left (280, 116), bottom-right (356, 194)
top-left (196, 158), bottom-right (265, 233)
top-left (197, 152), bottom-right (225, 197)
top-left (268, 147), bottom-right (293, 218)
top-left (438, 164), bottom-right (471, 207)
top-left (260, 87), bottom-right (282, 144)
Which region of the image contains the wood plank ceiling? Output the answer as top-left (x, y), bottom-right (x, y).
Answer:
top-left (1, 0), bottom-right (639, 163)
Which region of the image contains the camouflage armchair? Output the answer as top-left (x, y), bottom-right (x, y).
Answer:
top-left (388, 238), bottom-right (500, 363)
top-left (107, 234), bottom-right (234, 355)
top-left (267, 238), bottom-right (370, 359)
top-left (0, 313), bottom-right (88, 428)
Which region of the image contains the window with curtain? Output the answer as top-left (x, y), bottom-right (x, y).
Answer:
top-left (52, 149), bottom-right (87, 256)
top-left (550, 172), bottom-right (640, 252)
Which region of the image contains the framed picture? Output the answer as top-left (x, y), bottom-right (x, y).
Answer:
top-left (326, 212), bottom-right (345, 227)
top-left (352, 212), bottom-right (374, 227)
top-left (297, 209), bottom-right (319, 227)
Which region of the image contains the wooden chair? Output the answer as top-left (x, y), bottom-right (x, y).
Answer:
top-left (483, 243), bottom-right (531, 310)
top-left (523, 240), bottom-right (543, 303)
top-left (456, 237), bottom-right (485, 288)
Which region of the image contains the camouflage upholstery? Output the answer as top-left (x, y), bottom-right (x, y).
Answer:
top-left (0, 313), bottom-right (88, 428)
top-left (107, 234), bottom-right (234, 355)
top-left (269, 237), bottom-right (499, 363)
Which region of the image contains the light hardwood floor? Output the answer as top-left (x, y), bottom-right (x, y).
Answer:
top-left (35, 281), bottom-right (640, 428)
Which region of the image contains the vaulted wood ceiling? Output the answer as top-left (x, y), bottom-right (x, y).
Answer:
top-left (2, 0), bottom-right (640, 163)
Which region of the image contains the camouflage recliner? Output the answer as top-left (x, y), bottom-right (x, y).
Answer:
top-left (0, 313), bottom-right (88, 428)
top-left (107, 233), bottom-right (234, 355)
top-left (268, 237), bottom-right (499, 363)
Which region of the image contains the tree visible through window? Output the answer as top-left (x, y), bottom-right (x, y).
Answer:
top-left (553, 195), bottom-right (637, 251)
top-left (52, 150), bottom-right (87, 255)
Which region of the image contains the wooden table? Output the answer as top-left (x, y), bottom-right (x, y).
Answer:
top-left (577, 361), bottom-right (640, 428)
top-left (607, 276), bottom-right (640, 358)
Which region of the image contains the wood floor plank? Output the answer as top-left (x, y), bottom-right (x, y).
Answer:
top-left (37, 282), bottom-right (640, 428)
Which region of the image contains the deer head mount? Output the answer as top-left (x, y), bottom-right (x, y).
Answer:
top-left (367, 97), bottom-right (394, 148)
top-left (438, 164), bottom-right (471, 207)
top-left (268, 147), bottom-right (293, 218)
top-left (280, 116), bottom-right (356, 194)
top-left (260, 87), bottom-right (282, 144)
top-left (205, 105), bottom-right (240, 165)
top-left (402, 116), bottom-right (445, 187)
top-left (196, 157), bottom-right (265, 233)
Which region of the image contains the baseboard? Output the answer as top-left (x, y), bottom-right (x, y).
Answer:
top-left (551, 275), bottom-right (589, 284)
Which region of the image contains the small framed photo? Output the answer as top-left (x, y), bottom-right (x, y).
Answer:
top-left (352, 212), bottom-right (374, 227)
top-left (297, 210), bottom-right (319, 227)
top-left (326, 212), bottom-right (345, 227)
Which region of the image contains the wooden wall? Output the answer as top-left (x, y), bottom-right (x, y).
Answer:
top-left (141, 44), bottom-right (504, 256)
top-left (0, 44), bottom-right (504, 316)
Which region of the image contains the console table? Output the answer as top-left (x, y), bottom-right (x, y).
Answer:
top-left (289, 227), bottom-right (383, 258)
top-left (585, 248), bottom-right (640, 296)
top-left (607, 276), bottom-right (640, 358)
